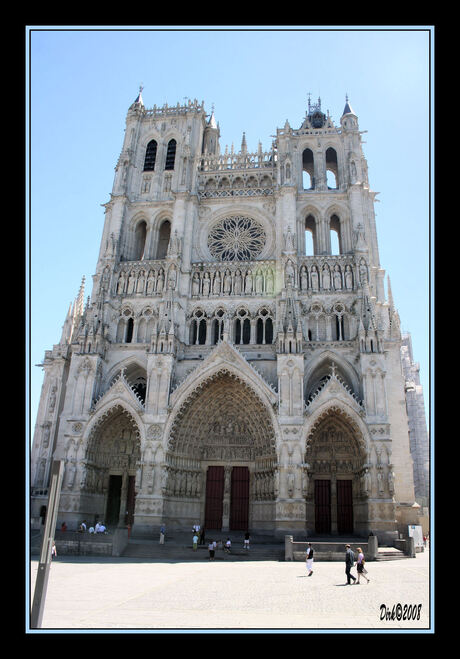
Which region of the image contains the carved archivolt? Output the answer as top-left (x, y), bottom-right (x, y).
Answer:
top-left (168, 370), bottom-right (276, 461)
top-left (305, 404), bottom-right (368, 459)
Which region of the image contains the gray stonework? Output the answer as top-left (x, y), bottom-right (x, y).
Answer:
top-left (400, 333), bottom-right (429, 507)
top-left (31, 91), bottom-right (425, 544)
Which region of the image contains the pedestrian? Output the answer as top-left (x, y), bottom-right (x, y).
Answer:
top-left (199, 527), bottom-right (206, 545)
top-left (356, 547), bottom-right (370, 584)
top-left (159, 523), bottom-right (165, 544)
top-left (51, 541), bottom-right (57, 560)
top-left (60, 521), bottom-right (67, 532)
top-left (224, 538), bottom-right (231, 554)
top-left (193, 533), bottom-right (198, 551)
top-left (208, 540), bottom-right (215, 560)
top-left (305, 543), bottom-right (314, 576)
top-left (345, 544), bottom-right (356, 584)
top-left (244, 531), bottom-right (250, 550)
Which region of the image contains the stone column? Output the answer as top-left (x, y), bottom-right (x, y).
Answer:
top-left (222, 466), bottom-right (232, 531)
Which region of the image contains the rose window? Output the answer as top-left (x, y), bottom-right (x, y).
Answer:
top-left (207, 216), bottom-right (266, 261)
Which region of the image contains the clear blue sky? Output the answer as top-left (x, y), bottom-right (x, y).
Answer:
top-left (27, 26), bottom-right (433, 435)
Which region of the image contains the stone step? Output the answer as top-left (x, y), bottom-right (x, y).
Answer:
top-left (122, 538), bottom-right (284, 561)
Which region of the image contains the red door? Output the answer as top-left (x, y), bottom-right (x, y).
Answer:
top-left (204, 466), bottom-right (225, 530)
top-left (315, 479), bottom-right (331, 534)
top-left (337, 479), bottom-right (353, 534)
top-left (230, 467), bottom-right (249, 531)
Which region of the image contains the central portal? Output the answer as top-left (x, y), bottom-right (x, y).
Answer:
top-left (167, 370), bottom-right (277, 532)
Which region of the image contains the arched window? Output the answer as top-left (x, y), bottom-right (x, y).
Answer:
top-left (133, 221), bottom-right (147, 260)
top-left (190, 310), bottom-right (207, 345)
top-left (156, 220), bottom-right (171, 259)
top-left (126, 317), bottom-right (134, 343)
top-left (302, 148), bottom-right (314, 190)
top-left (165, 139), bottom-right (176, 170)
top-left (330, 214), bottom-right (342, 254)
top-left (143, 140), bottom-right (157, 171)
top-left (326, 147), bottom-right (339, 189)
top-left (234, 310), bottom-right (250, 345)
top-left (305, 214), bottom-right (317, 255)
top-left (256, 308), bottom-right (274, 344)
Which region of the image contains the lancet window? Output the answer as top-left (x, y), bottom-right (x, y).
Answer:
top-left (143, 140), bottom-right (158, 171)
top-left (165, 139), bottom-right (177, 170)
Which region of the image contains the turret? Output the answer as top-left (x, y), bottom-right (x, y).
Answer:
top-left (202, 106), bottom-right (220, 156)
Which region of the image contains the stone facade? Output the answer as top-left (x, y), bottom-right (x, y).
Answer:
top-left (31, 91), bottom-right (423, 543)
top-left (400, 333), bottom-right (429, 508)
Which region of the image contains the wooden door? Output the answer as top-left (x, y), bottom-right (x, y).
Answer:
top-left (204, 466), bottom-right (225, 530)
top-left (337, 479), bottom-right (353, 534)
top-left (314, 479), bottom-right (331, 534)
top-left (230, 467), bottom-right (249, 531)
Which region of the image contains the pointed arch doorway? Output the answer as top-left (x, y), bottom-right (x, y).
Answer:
top-left (167, 370), bottom-right (277, 532)
top-left (84, 405), bottom-right (141, 528)
top-left (305, 407), bottom-right (367, 536)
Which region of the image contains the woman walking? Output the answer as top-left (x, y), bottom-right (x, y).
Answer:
top-left (305, 543), bottom-right (314, 576)
top-left (356, 547), bottom-right (370, 584)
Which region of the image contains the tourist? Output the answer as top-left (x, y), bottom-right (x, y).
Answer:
top-left (224, 538), bottom-right (231, 553)
top-left (78, 520), bottom-right (86, 533)
top-left (51, 541), bottom-right (57, 560)
top-left (60, 522), bottom-right (67, 532)
top-left (244, 531), bottom-right (250, 550)
top-left (199, 527), bottom-right (206, 545)
top-left (193, 533), bottom-right (198, 551)
top-left (306, 543), bottom-right (314, 576)
top-left (159, 524), bottom-right (165, 544)
top-left (356, 547), bottom-right (370, 584)
top-left (345, 544), bottom-right (356, 584)
top-left (208, 540), bottom-right (215, 560)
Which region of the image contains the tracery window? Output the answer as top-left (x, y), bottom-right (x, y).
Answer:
top-left (190, 309), bottom-right (207, 345)
top-left (256, 308), bottom-right (274, 344)
top-left (143, 140), bottom-right (157, 171)
top-left (234, 308), bottom-right (251, 345)
top-left (207, 216), bottom-right (266, 261)
top-left (165, 139), bottom-right (176, 170)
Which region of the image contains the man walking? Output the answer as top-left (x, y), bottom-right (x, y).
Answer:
top-left (345, 544), bottom-right (356, 585)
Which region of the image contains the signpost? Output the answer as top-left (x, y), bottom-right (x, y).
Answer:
top-left (30, 460), bottom-right (64, 628)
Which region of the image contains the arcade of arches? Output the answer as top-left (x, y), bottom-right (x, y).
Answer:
top-left (78, 379), bottom-right (371, 536)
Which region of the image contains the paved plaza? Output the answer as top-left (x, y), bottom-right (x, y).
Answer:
top-left (28, 548), bottom-right (432, 633)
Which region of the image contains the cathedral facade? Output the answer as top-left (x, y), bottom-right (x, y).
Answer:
top-left (31, 91), bottom-right (422, 542)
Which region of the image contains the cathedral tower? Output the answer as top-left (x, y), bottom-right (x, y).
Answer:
top-left (31, 91), bottom-right (422, 542)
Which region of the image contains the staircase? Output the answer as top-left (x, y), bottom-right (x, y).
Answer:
top-left (122, 532), bottom-right (285, 561)
top-left (375, 547), bottom-right (410, 561)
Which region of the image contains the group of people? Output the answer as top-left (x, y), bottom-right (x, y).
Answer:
top-left (77, 520), bottom-right (107, 534)
top-left (305, 542), bottom-right (370, 584)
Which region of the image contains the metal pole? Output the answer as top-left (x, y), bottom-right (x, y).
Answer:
top-left (30, 460), bottom-right (64, 629)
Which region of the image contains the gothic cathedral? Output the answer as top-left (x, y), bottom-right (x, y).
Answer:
top-left (31, 91), bottom-right (422, 543)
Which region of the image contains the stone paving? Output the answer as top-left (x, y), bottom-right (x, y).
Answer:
top-left (28, 547), bottom-right (432, 633)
